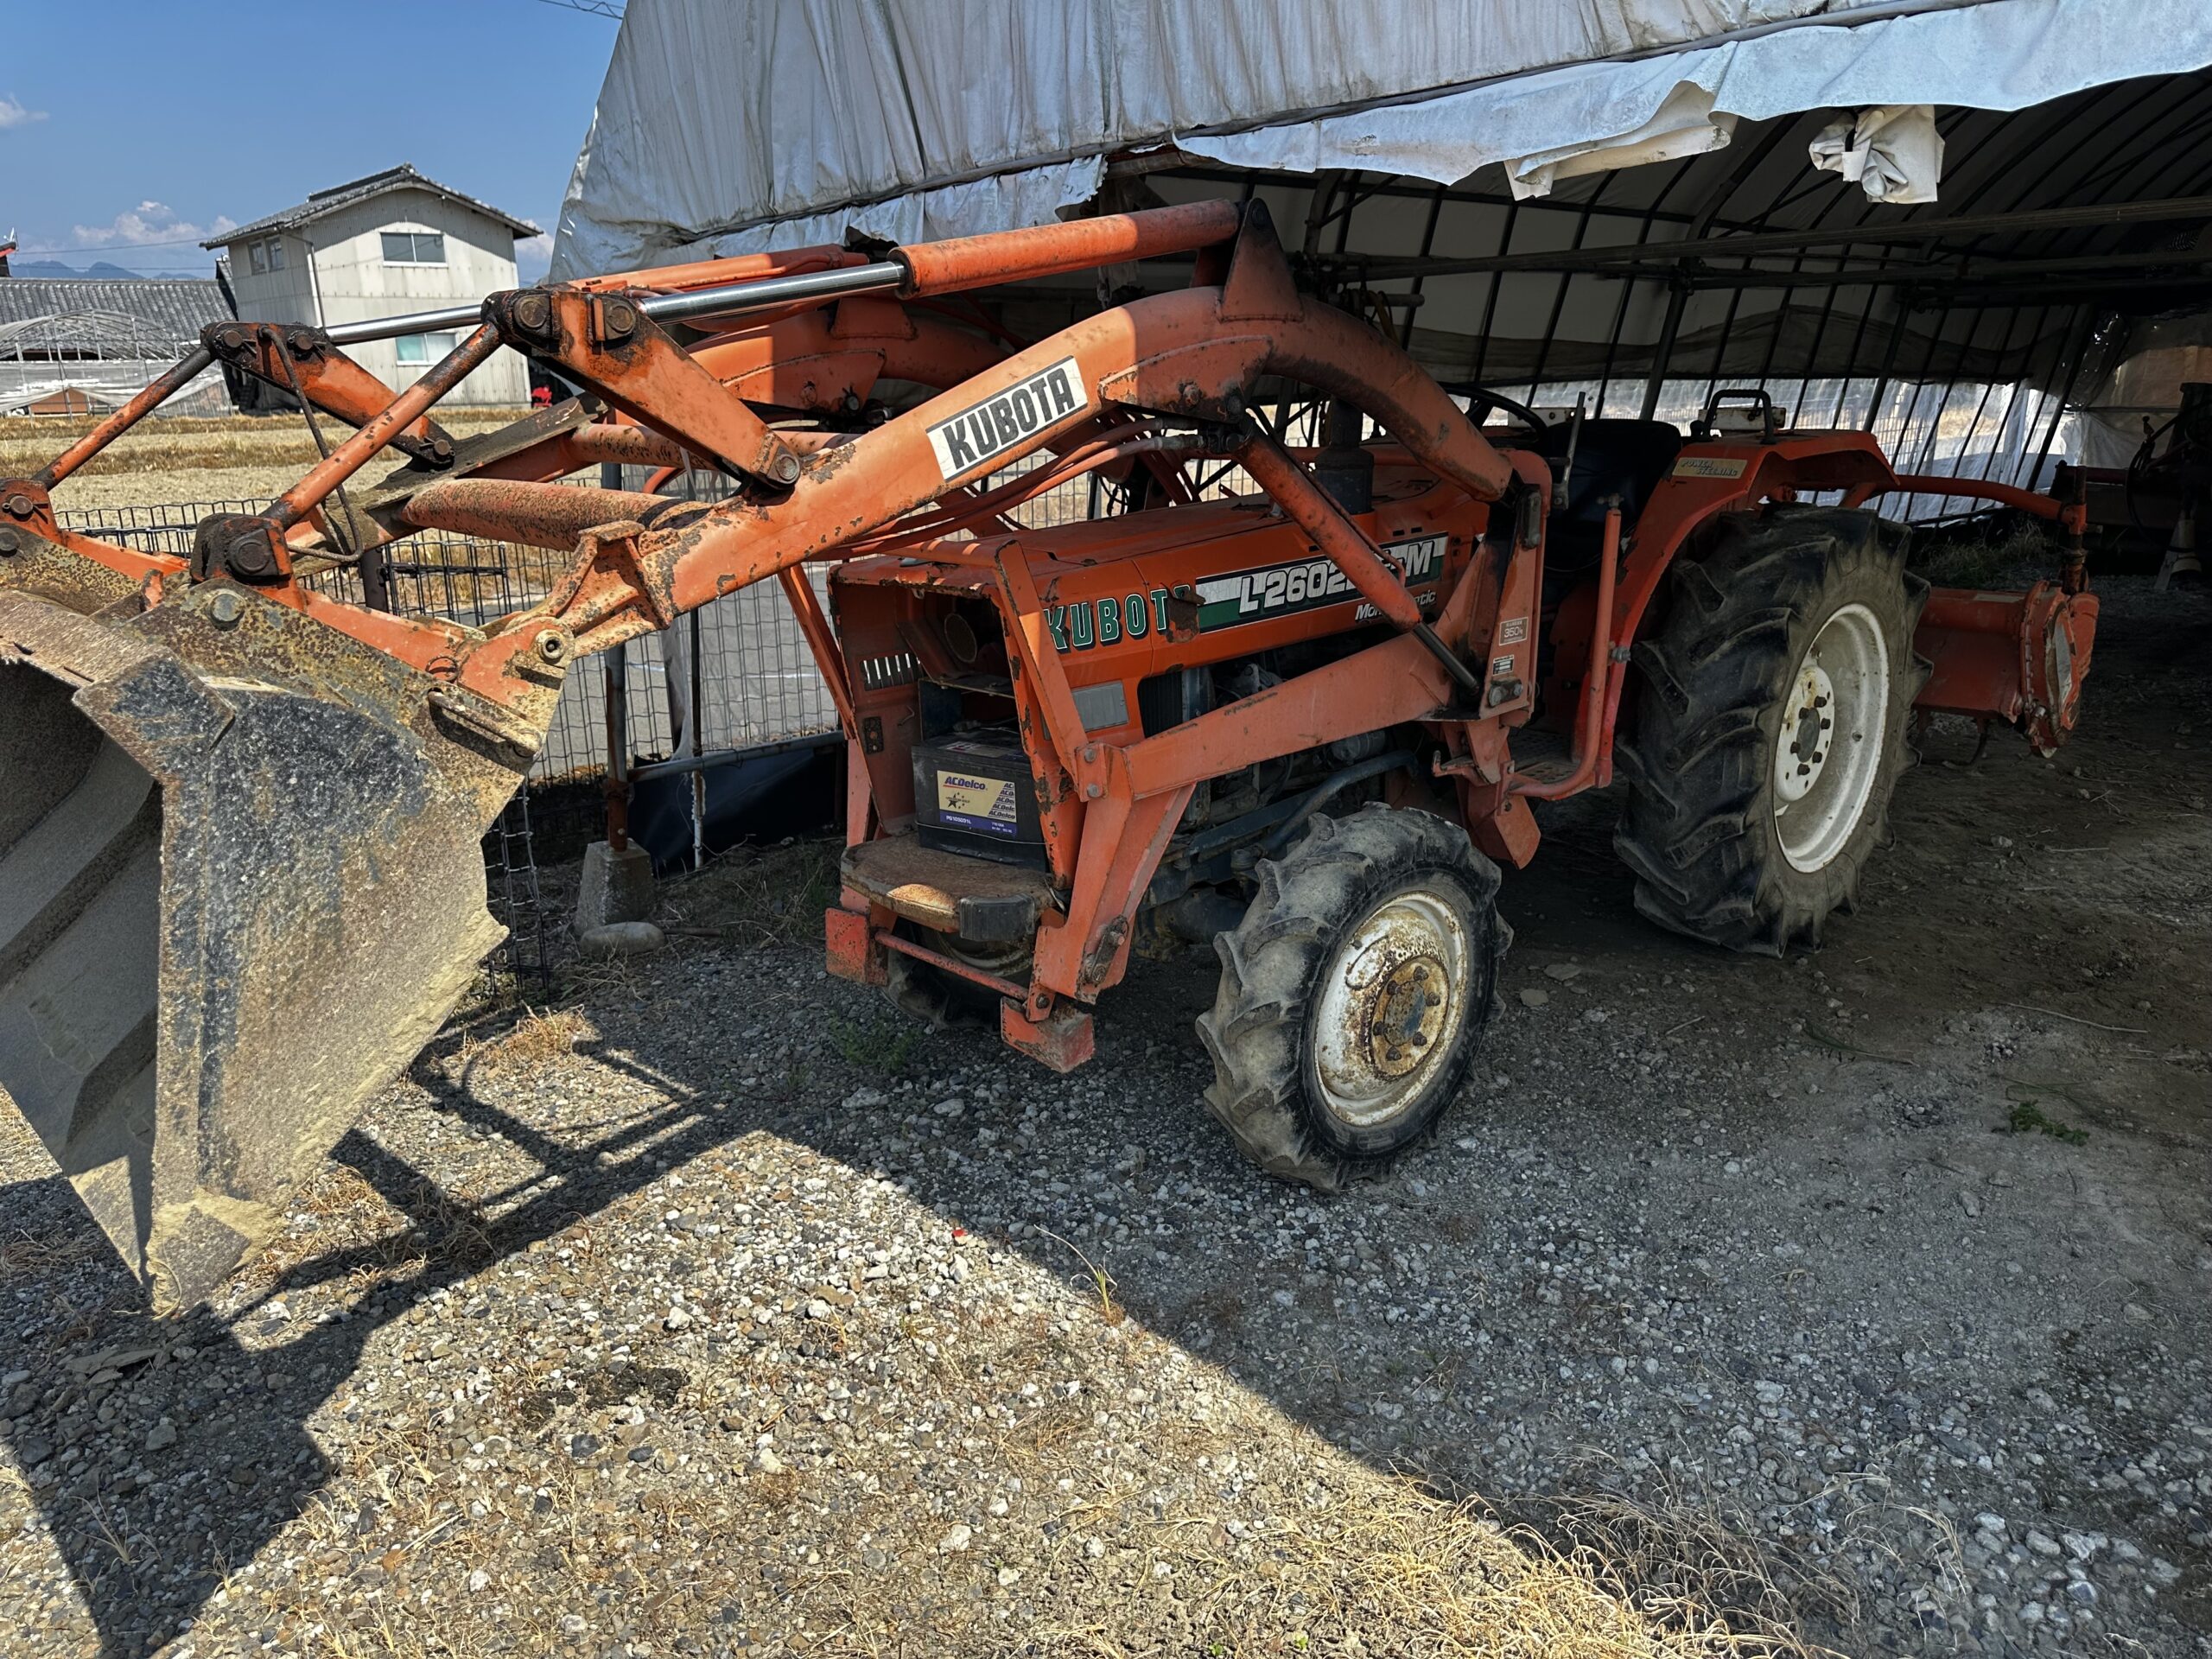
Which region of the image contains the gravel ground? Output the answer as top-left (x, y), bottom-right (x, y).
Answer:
top-left (0, 575), bottom-right (2206, 1658)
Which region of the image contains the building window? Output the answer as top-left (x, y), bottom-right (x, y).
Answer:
top-left (381, 230), bottom-right (447, 265)
top-left (264, 238), bottom-right (284, 272)
top-left (248, 242), bottom-right (266, 275)
top-left (394, 330), bottom-right (460, 365)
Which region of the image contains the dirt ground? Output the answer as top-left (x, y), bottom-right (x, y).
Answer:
top-left (0, 571), bottom-right (2206, 1658)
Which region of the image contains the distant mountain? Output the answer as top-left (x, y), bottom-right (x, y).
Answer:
top-left (8, 258), bottom-right (213, 281)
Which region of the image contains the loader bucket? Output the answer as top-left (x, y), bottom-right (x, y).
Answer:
top-left (0, 586), bottom-right (553, 1311)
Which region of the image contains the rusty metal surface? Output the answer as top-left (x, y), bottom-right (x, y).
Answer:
top-left (395, 478), bottom-right (684, 552)
top-left (270, 326), bottom-right (502, 531)
top-left (840, 835), bottom-right (1060, 934)
top-left (0, 523), bottom-right (146, 613)
top-left (0, 586), bottom-right (555, 1311)
top-left (1916, 582), bottom-right (2100, 754)
top-left (487, 288), bottom-right (803, 487)
top-left (203, 322), bottom-right (454, 469)
top-left (359, 397), bottom-right (601, 514)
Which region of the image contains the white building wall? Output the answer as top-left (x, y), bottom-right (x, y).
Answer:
top-left (223, 189), bottom-right (531, 407)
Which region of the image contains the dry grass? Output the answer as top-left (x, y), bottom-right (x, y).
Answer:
top-left (457, 1007), bottom-right (596, 1076)
top-left (1250, 1474), bottom-right (1840, 1659)
top-left (0, 408), bottom-right (531, 481)
top-left (661, 838), bottom-right (843, 949)
top-left (50, 1117), bottom-right (1847, 1659)
top-left (5, 408), bottom-right (541, 513)
top-left (0, 1225), bottom-right (107, 1282)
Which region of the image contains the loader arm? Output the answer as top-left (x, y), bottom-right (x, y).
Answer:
top-left (0, 200), bottom-right (1518, 1311)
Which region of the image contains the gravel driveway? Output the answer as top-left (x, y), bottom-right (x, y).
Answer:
top-left (1, 575), bottom-right (2206, 1659)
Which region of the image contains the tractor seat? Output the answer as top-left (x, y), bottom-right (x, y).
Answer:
top-left (1541, 418), bottom-right (1682, 573)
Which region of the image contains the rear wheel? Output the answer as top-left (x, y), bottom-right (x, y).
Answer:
top-left (1198, 805), bottom-right (1507, 1189)
top-left (1615, 505), bottom-right (1928, 955)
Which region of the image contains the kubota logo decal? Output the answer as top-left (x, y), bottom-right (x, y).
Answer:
top-left (926, 357), bottom-right (1089, 480)
top-left (1047, 589), bottom-right (1175, 652)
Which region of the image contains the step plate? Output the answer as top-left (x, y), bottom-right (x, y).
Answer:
top-left (842, 835), bottom-right (1060, 944)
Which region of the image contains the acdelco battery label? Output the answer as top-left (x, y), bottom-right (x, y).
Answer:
top-left (1192, 534), bottom-right (1446, 632)
top-left (926, 357), bottom-right (1089, 481)
top-left (936, 772), bottom-right (1020, 836)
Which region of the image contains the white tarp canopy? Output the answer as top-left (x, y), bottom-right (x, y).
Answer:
top-left (551, 0), bottom-right (2212, 276)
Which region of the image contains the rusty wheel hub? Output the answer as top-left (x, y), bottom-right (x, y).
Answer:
top-left (1310, 888), bottom-right (1471, 1129)
top-left (1367, 954), bottom-right (1448, 1077)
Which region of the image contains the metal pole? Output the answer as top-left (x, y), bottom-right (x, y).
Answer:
top-left (602, 642), bottom-right (631, 855)
top-left (319, 261), bottom-right (906, 349)
top-left (1330, 194), bottom-right (2212, 283)
top-left (1638, 276), bottom-right (1690, 423)
top-left (2021, 305), bottom-right (2100, 491)
top-left (1468, 201), bottom-right (1520, 391)
top-left (689, 607), bottom-right (706, 871)
top-left (598, 458), bottom-right (632, 855)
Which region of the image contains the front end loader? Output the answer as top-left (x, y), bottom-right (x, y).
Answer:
top-left (0, 201), bottom-right (2097, 1308)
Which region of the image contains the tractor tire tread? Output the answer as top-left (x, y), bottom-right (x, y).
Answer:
top-left (1613, 505), bottom-right (1929, 957)
top-left (1198, 805), bottom-right (1505, 1189)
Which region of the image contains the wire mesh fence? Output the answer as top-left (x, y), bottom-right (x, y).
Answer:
top-left (52, 499), bottom-right (579, 995)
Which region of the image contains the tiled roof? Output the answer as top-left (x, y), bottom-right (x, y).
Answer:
top-left (0, 278), bottom-right (231, 346)
top-left (207, 164), bottom-right (540, 246)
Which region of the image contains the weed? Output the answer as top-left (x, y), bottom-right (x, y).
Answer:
top-left (666, 839), bottom-right (842, 948)
top-left (830, 1014), bottom-right (920, 1074)
top-left (1039, 1229), bottom-right (1125, 1325)
top-left (0, 1225), bottom-right (105, 1281)
top-left (1911, 517), bottom-right (2052, 589)
top-left (2005, 1100), bottom-right (2088, 1144)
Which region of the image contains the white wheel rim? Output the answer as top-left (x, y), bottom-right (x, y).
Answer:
top-left (1773, 601), bottom-right (1890, 874)
top-left (1309, 887), bottom-right (1472, 1128)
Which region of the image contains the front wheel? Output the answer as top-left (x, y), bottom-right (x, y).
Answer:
top-left (1614, 505), bottom-right (1928, 955)
top-left (1198, 805), bottom-right (1508, 1189)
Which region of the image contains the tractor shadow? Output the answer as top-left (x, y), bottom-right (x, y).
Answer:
top-left (0, 1051), bottom-right (799, 1659)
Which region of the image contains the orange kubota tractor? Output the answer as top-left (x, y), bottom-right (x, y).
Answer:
top-left (0, 202), bottom-right (2096, 1309)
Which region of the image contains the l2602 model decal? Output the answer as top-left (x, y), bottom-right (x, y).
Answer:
top-left (1193, 534), bottom-right (1446, 631)
top-left (1042, 535), bottom-right (1449, 653)
top-left (925, 357), bottom-right (1089, 481)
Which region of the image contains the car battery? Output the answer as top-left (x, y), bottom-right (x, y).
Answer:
top-left (912, 731), bottom-right (1048, 866)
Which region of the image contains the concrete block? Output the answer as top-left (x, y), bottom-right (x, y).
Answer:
top-left (575, 839), bottom-right (656, 931)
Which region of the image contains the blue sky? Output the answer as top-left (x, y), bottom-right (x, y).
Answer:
top-left (1, 0), bottom-right (620, 280)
